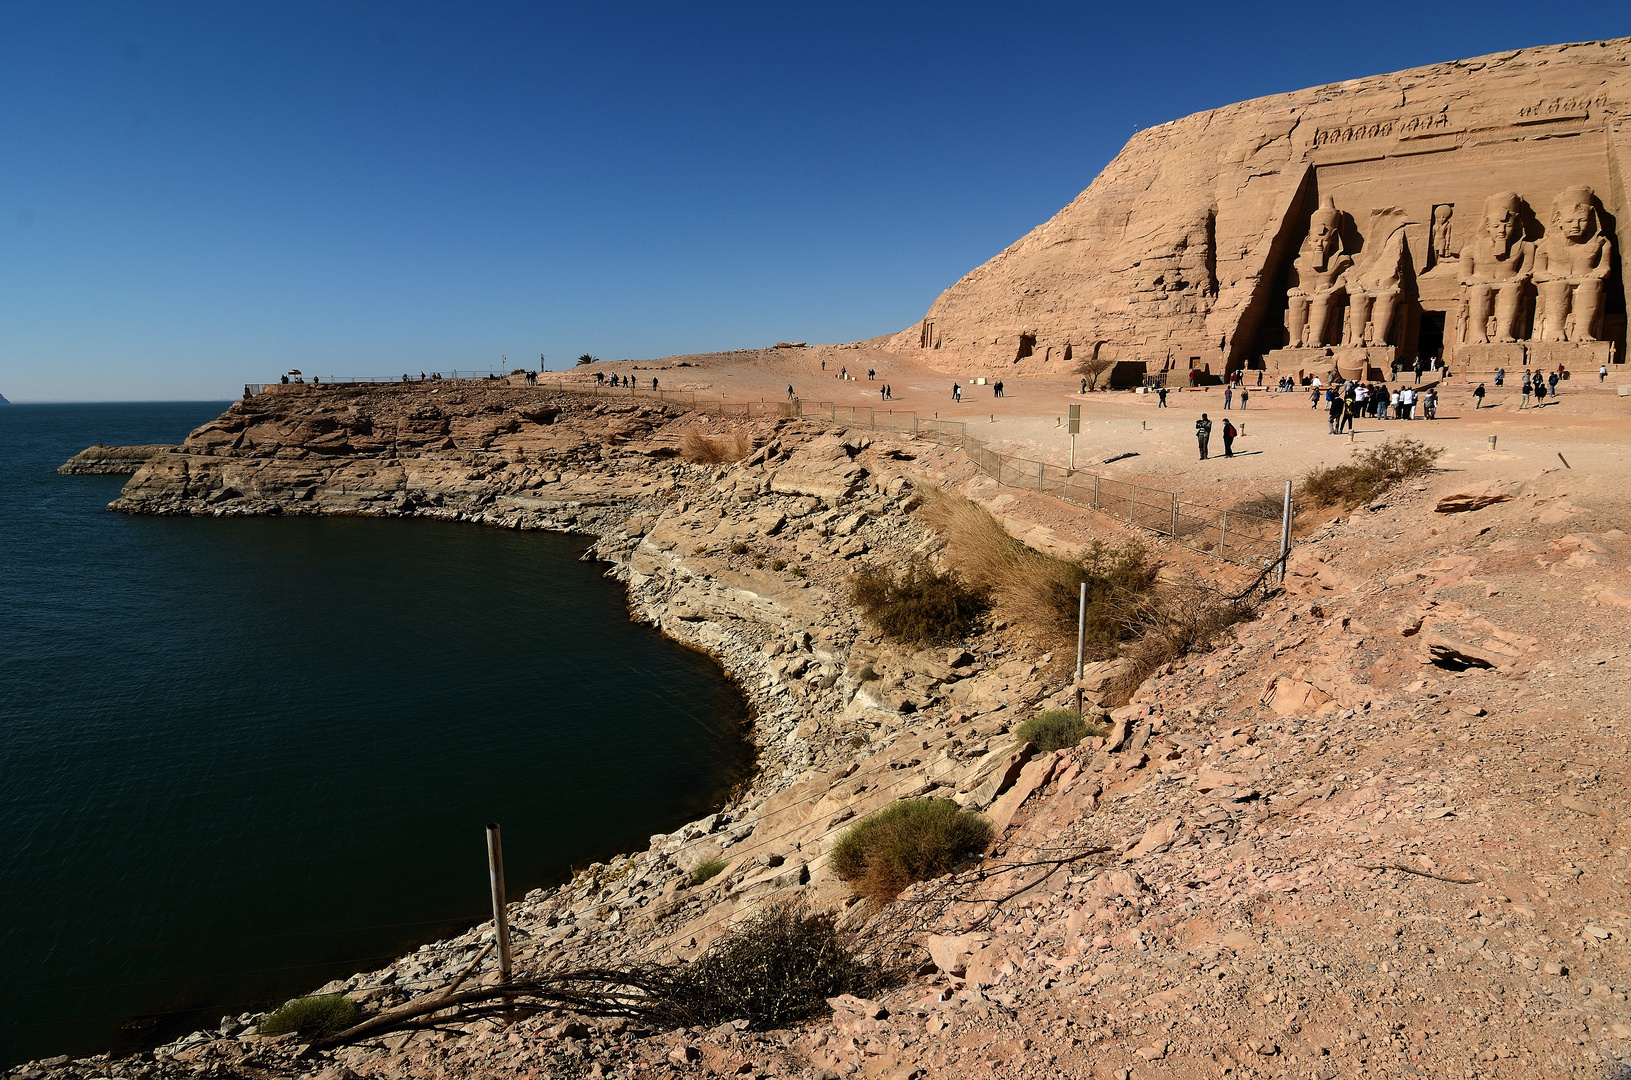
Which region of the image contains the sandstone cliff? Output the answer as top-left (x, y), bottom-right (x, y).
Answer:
top-left (57, 444), bottom-right (176, 475)
top-left (887, 39), bottom-right (1631, 381)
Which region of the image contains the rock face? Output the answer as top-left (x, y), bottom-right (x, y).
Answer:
top-left (886, 39), bottom-right (1631, 383)
top-left (57, 444), bottom-right (176, 475)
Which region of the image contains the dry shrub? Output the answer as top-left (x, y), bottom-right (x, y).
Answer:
top-left (1298, 437), bottom-right (1442, 510)
top-left (829, 798), bottom-right (993, 903)
top-left (850, 561), bottom-right (986, 645)
top-left (919, 490), bottom-right (1158, 656)
top-left (658, 902), bottom-right (897, 1029)
top-left (1015, 709), bottom-right (1104, 751)
top-left (1105, 580), bottom-right (1252, 705)
top-left (258, 994), bottom-right (359, 1038)
top-left (680, 429), bottom-right (754, 464)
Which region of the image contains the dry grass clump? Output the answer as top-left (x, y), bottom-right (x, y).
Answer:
top-left (1105, 579), bottom-right (1253, 704)
top-left (1298, 437), bottom-right (1442, 510)
top-left (1015, 709), bottom-right (1105, 751)
top-left (850, 561), bottom-right (986, 645)
top-left (829, 798), bottom-right (993, 903)
top-left (658, 902), bottom-right (897, 1029)
top-left (258, 994), bottom-right (359, 1038)
top-left (919, 491), bottom-right (1158, 656)
top-left (680, 429), bottom-right (754, 464)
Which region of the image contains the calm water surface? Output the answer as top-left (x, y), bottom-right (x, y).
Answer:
top-left (0, 403), bottom-right (752, 1065)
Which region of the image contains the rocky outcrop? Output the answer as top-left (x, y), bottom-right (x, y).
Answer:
top-left (887, 39), bottom-right (1631, 381)
top-left (57, 444), bottom-right (176, 475)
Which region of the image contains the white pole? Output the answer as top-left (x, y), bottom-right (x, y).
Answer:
top-left (1074, 582), bottom-right (1087, 716)
top-left (1277, 479), bottom-right (1293, 581)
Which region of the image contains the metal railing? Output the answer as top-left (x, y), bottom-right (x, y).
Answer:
top-left (241, 375), bottom-right (1287, 568)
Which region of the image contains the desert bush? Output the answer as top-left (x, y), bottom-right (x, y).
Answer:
top-left (258, 994), bottom-right (359, 1039)
top-left (857, 664), bottom-right (879, 682)
top-left (771, 558), bottom-right (787, 571)
top-left (680, 430), bottom-right (754, 464)
top-left (829, 798), bottom-right (993, 903)
top-left (919, 491), bottom-right (1158, 655)
top-left (1298, 437), bottom-right (1442, 510)
top-left (1015, 709), bottom-right (1104, 751)
top-left (849, 562), bottom-right (986, 645)
top-left (729, 540), bottom-right (749, 555)
top-left (655, 903), bottom-right (897, 1029)
top-left (1105, 579), bottom-right (1253, 705)
top-left (689, 858), bottom-right (729, 887)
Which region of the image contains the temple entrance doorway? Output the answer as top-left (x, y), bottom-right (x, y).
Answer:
top-left (1418, 310), bottom-right (1446, 363)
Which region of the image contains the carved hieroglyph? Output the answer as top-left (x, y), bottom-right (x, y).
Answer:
top-left (883, 39), bottom-right (1631, 379)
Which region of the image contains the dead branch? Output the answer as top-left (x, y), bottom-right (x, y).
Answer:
top-left (1356, 861), bottom-right (1481, 885)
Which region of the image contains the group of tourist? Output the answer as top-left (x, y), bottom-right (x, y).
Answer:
top-left (591, 372), bottom-right (658, 389)
top-left (1316, 380), bottom-right (1434, 428)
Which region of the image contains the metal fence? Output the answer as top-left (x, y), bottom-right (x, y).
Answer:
top-left (242, 374), bottom-right (1286, 568)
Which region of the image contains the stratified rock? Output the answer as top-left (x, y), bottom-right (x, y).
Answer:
top-left (58, 444), bottom-right (176, 475)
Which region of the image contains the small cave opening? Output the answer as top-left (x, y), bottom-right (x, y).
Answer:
top-left (1015, 333), bottom-right (1036, 362)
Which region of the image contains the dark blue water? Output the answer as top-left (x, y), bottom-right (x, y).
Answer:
top-left (0, 404), bottom-right (752, 1065)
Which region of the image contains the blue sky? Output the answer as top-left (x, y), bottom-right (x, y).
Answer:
top-left (1, 2), bottom-right (1627, 401)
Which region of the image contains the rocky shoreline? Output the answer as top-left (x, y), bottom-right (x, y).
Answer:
top-left (18, 379), bottom-right (1631, 1079)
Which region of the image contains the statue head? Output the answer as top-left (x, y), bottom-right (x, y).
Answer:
top-left (1307, 195), bottom-right (1345, 265)
top-left (1552, 185), bottom-right (1599, 243)
top-left (1483, 192), bottom-right (1525, 254)
top-left (1433, 204), bottom-right (1453, 226)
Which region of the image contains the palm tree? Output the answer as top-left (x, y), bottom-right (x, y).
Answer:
top-left (577, 354), bottom-right (598, 366)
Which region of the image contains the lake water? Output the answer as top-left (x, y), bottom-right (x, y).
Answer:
top-left (0, 403), bottom-right (753, 1066)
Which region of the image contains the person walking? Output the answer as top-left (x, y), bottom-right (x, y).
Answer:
top-left (1221, 417), bottom-right (1237, 458)
top-left (1080, 377), bottom-right (1088, 394)
top-left (1196, 414), bottom-right (1213, 460)
top-left (1494, 366), bottom-right (1505, 386)
top-left (1534, 373), bottom-right (1548, 404)
top-left (1424, 388), bottom-right (1437, 420)
top-left (1327, 389), bottom-right (1343, 433)
top-left (1473, 382), bottom-right (1486, 408)
top-left (1601, 364), bottom-right (1609, 383)
top-left (1400, 385), bottom-right (1416, 419)
top-left (1157, 387), bottom-right (1169, 408)
top-left (1548, 371), bottom-right (1560, 397)
top-left (1256, 369), bottom-right (1263, 387)
top-left (952, 382), bottom-right (961, 403)
top-left (787, 384), bottom-right (795, 400)
top-left (1520, 377), bottom-right (1532, 409)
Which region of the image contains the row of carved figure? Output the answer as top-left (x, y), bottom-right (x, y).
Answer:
top-left (1284, 186), bottom-right (1615, 349)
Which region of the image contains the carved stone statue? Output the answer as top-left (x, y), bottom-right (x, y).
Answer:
top-left (1432, 204), bottom-right (1454, 259)
top-left (1346, 210), bottom-right (1409, 347)
top-left (1534, 185), bottom-right (1614, 342)
top-left (1459, 192), bottom-right (1535, 343)
top-left (1286, 195), bottom-right (1353, 348)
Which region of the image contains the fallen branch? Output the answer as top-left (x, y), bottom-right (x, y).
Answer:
top-left (1357, 861), bottom-right (1481, 885)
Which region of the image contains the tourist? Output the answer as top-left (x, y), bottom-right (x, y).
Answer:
top-left (1494, 366), bottom-right (1505, 386)
top-left (1328, 391), bottom-right (1343, 434)
top-left (1601, 364), bottom-right (1609, 383)
top-left (1256, 369), bottom-right (1264, 387)
top-left (1222, 417), bottom-right (1237, 458)
top-left (787, 385), bottom-right (795, 400)
top-left (1240, 388), bottom-right (1249, 409)
top-left (879, 386), bottom-right (886, 401)
top-left (1196, 414), bottom-right (1213, 460)
top-left (1548, 371), bottom-right (1560, 397)
top-left (652, 377), bottom-right (659, 390)
top-left (952, 383), bottom-right (961, 402)
top-left (1157, 387), bottom-right (1169, 408)
top-left (868, 368), bottom-right (875, 380)
top-left (1413, 358), bottom-right (1423, 384)
top-left (1521, 378), bottom-right (1532, 409)
top-left (1474, 382), bottom-right (1487, 408)
top-left (840, 366), bottom-right (846, 380)
top-left (1223, 385), bottom-right (1233, 410)
top-left (994, 380), bottom-right (1005, 398)
top-left (1080, 377), bottom-right (1088, 394)
top-left (1424, 388), bottom-right (1437, 420)
top-left (885, 384), bottom-right (892, 400)
top-left (1534, 372), bottom-right (1547, 404)
top-left (1310, 385), bottom-right (1321, 409)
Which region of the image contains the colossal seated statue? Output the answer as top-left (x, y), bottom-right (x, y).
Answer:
top-left (1286, 195), bottom-right (1352, 348)
top-left (1459, 192), bottom-right (1535, 344)
top-left (1535, 185), bottom-right (1614, 342)
top-left (1346, 214), bottom-right (1409, 348)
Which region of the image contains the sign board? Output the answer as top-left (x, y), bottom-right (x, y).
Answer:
top-left (1067, 403), bottom-right (1081, 434)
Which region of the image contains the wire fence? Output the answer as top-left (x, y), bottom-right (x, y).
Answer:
top-left (240, 375), bottom-right (1288, 569)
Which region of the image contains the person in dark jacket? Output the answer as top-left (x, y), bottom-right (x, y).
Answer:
top-left (1196, 414), bottom-right (1213, 460)
top-left (1221, 417), bottom-right (1237, 457)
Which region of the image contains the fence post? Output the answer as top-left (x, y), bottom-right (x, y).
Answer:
top-left (486, 823), bottom-right (511, 980)
top-left (1038, 460), bottom-right (1045, 491)
top-left (1219, 511), bottom-right (1228, 557)
top-left (1170, 493), bottom-right (1178, 537)
top-left (1073, 582), bottom-right (1087, 717)
top-left (1094, 474), bottom-right (1100, 510)
top-left (1278, 479), bottom-right (1293, 581)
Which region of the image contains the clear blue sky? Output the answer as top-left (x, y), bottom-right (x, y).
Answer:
top-left (2, 2), bottom-right (1627, 401)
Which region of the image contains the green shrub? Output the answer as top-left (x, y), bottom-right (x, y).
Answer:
top-left (849, 562), bottom-right (986, 645)
top-left (829, 798), bottom-right (993, 903)
top-left (771, 558), bottom-right (787, 571)
top-left (1015, 709), bottom-right (1104, 751)
top-left (689, 858), bottom-right (729, 887)
top-left (257, 994), bottom-right (359, 1039)
top-left (791, 566), bottom-right (807, 579)
top-left (1298, 437), bottom-right (1443, 510)
top-left (857, 664), bottom-right (879, 682)
top-left (654, 903), bottom-right (896, 1029)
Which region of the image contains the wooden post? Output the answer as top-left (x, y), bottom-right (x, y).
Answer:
top-left (1074, 582), bottom-right (1087, 718)
top-left (486, 823), bottom-right (511, 980)
top-left (1170, 493), bottom-right (1178, 537)
top-left (1219, 510), bottom-right (1228, 556)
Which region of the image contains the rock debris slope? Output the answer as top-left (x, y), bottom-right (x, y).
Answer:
top-left (13, 378), bottom-right (1626, 1079)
